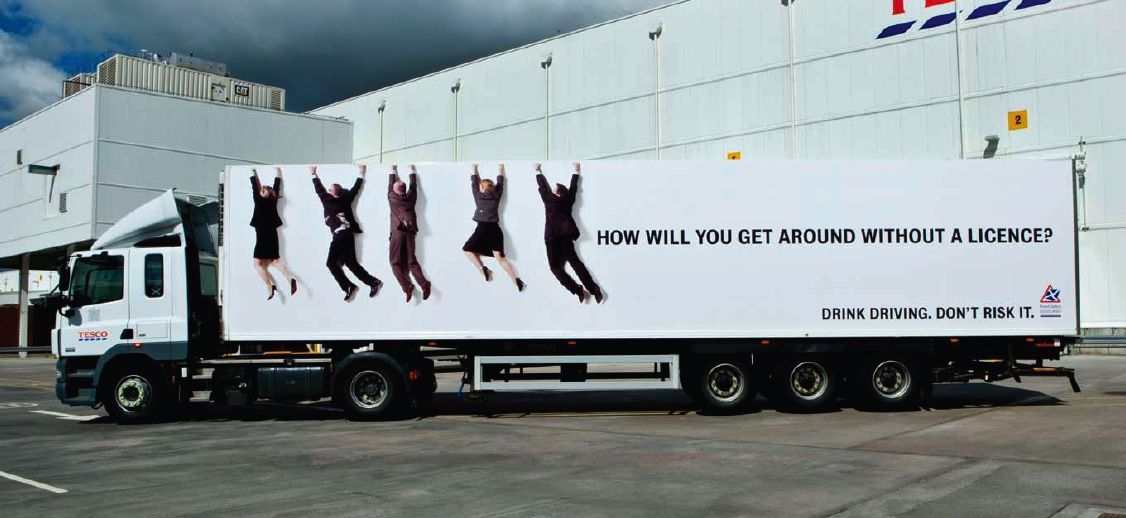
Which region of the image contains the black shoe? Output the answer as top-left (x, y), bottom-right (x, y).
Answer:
top-left (591, 287), bottom-right (604, 304)
top-left (405, 289), bottom-right (413, 303)
top-left (369, 280), bottom-right (383, 298)
top-left (576, 290), bottom-right (587, 304)
top-left (344, 285), bottom-right (358, 301)
top-left (515, 278), bottom-right (525, 292)
top-left (267, 285), bottom-right (277, 301)
top-left (421, 282), bottom-right (432, 300)
top-left (482, 266), bottom-right (493, 282)
top-left (290, 279), bottom-right (298, 296)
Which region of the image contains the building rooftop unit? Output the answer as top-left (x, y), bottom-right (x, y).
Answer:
top-left (63, 52), bottom-right (285, 111)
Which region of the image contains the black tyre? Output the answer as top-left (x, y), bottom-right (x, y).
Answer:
top-left (770, 356), bottom-right (837, 412)
top-left (336, 362), bottom-right (406, 420)
top-left (693, 358), bottom-right (755, 414)
top-left (856, 356), bottom-right (922, 410)
top-left (101, 363), bottom-right (167, 423)
top-left (679, 358), bottom-right (703, 402)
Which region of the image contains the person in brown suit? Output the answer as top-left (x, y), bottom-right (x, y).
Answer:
top-left (535, 162), bottom-right (603, 304)
top-left (388, 164), bottom-right (432, 302)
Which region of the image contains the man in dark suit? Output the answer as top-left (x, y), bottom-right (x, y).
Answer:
top-left (311, 164), bottom-right (382, 301)
top-left (388, 164), bottom-right (432, 302)
top-left (535, 162), bottom-right (603, 303)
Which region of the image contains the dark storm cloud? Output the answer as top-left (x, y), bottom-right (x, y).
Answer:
top-left (0, 0), bottom-right (671, 120)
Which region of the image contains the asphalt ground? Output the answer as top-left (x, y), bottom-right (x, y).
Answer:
top-left (0, 355), bottom-right (1123, 517)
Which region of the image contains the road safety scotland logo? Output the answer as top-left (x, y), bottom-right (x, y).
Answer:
top-left (1039, 284), bottom-right (1062, 318)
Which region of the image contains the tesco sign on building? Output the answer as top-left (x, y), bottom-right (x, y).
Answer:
top-left (878, 0), bottom-right (1053, 39)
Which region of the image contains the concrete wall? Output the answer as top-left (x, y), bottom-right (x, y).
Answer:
top-left (0, 88), bottom-right (98, 260)
top-left (311, 0), bottom-right (1126, 329)
top-left (0, 85), bottom-right (354, 261)
top-left (92, 86), bottom-right (352, 235)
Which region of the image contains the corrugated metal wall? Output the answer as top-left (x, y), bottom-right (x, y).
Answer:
top-left (97, 54), bottom-right (286, 111)
top-left (0, 85), bottom-right (352, 262)
top-left (310, 0), bottom-right (1125, 329)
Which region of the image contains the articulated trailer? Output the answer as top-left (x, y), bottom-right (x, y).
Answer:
top-left (46, 160), bottom-right (1080, 422)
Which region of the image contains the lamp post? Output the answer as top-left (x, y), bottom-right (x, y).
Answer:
top-left (648, 23), bottom-right (663, 159)
top-left (451, 80), bottom-right (461, 161)
top-left (954, 0), bottom-right (967, 159)
top-left (785, 0), bottom-right (798, 158)
top-left (377, 100), bottom-right (386, 164)
top-left (541, 54), bottom-right (553, 160)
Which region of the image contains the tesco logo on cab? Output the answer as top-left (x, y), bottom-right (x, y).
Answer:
top-left (78, 330), bottom-right (110, 342)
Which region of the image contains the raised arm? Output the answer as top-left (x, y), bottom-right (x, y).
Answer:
top-left (495, 164), bottom-right (505, 197)
top-left (272, 167), bottom-right (282, 194)
top-left (408, 164), bottom-right (418, 198)
top-left (311, 166), bottom-right (327, 199)
top-left (568, 162), bottom-right (580, 202)
top-left (534, 163), bottom-right (550, 194)
top-left (470, 164), bottom-right (481, 197)
top-left (388, 164), bottom-right (399, 192)
top-left (350, 177), bottom-right (364, 200)
top-left (251, 168), bottom-right (262, 199)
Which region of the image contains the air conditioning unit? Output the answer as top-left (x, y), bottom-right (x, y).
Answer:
top-left (63, 73), bottom-right (96, 98)
top-left (91, 54), bottom-right (285, 111)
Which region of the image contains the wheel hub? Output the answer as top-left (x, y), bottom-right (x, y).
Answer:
top-left (707, 364), bottom-right (743, 402)
top-left (872, 361), bottom-right (911, 399)
top-left (116, 375), bottom-right (151, 411)
top-left (350, 370), bottom-right (389, 409)
top-left (790, 362), bottom-right (828, 400)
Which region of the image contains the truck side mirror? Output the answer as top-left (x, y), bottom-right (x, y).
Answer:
top-left (55, 258), bottom-right (70, 293)
top-left (32, 292), bottom-right (74, 316)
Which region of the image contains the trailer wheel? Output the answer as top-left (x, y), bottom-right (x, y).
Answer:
top-left (337, 362), bottom-right (405, 420)
top-left (857, 357), bottom-right (921, 410)
top-left (693, 358), bottom-right (755, 414)
top-left (770, 357), bottom-right (837, 412)
top-left (101, 363), bottom-right (166, 423)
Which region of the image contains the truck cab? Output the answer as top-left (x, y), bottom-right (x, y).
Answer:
top-left (49, 189), bottom-right (432, 422)
top-left (51, 191), bottom-right (220, 419)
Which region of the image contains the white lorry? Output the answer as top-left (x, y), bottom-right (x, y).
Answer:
top-left (46, 160), bottom-right (1081, 422)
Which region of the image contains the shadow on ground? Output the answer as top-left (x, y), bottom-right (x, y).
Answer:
top-left (74, 380), bottom-right (1067, 425)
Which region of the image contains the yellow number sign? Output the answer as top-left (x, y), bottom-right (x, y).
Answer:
top-left (1008, 110), bottom-right (1028, 131)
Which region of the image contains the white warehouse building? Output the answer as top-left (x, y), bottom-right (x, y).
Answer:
top-left (0, 85), bottom-right (350, 265)
top-left (0, 61), bottom-right (352, 351)
top-left (311, 0), bottom-right (1125, 332)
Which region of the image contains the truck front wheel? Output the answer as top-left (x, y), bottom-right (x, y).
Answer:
top-left (692, 358), bottom-right (755, 414)
top-left (102, 364), bottom-right (167, 423)
top-left (337, 362), bottom-right (405, 420)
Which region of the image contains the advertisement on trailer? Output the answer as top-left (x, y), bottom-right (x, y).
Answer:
top-left (221, 159), bottom-right (1077, 341)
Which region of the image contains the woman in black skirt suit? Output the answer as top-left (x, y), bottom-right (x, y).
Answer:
top-left (462, 164), bottom-right (524, 291)
top-left (251, 167), bottom-right (297, 300)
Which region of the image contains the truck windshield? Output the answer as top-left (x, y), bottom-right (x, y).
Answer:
top-left (69, 255), bottom-right (124, 306)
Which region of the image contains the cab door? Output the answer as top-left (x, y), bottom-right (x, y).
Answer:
top-left (60, 252), bottom-right (129, 357)
top-left (127, 249), bottom-right (177, 344)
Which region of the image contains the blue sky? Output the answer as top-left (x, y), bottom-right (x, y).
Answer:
top-left (0, 0), bottom-right (668, 129)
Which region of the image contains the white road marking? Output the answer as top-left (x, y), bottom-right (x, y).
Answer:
top-left (0, 402), bottom-right (38, 409)
top-left (29, 410), bottom-right (98, 421)
top-left (0, 470), bottom-right (68, 494)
